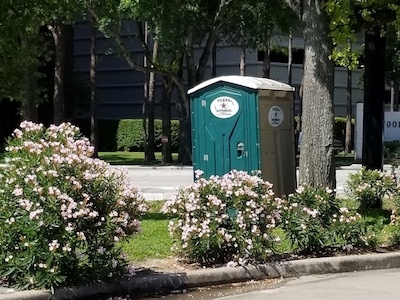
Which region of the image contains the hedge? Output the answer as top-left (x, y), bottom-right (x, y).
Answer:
top-left (72, 119), bottom-right (180, 152)
top-left (294, 117), bottom-right (355, 149)
top-left (334, 117), bottom-right (355, 149)
top-left (2, 117), bottom-right (352, 153)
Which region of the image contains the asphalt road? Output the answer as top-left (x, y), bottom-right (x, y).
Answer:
top-left (217, 268), bottom-right (400, 300)
top-left (111, 164), bottom-right (395, 200)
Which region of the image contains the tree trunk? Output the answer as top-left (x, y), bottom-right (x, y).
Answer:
top-left (147, 36), bottom-right (157, 162)
top-left (298, 1), bottom-right (336, 189)
top-left (89, 11), bottom-right (98, 157)
top-left (211, 41), bottom-right (217, 78)
top-left (174, 64), bottom-right (191, 165)
top-left (142, 23), bottom-right (156, 162)
top-left (288, 31), bottom-right (293, 85)
top-left (196, 26), bottom-right (219, 83)
top-left (22, 69), bottom-right (38, 122)
top-left (240, 43), bottom-right (246, 76)
top-left (161, 76), bottom-right (173, 164)
top-left (49, 20), bottom-right (66, 125)
top-left (390, 73), bottom-right (399, 111)
top-left (262, 32), bottom-right (271, 78)
top-left (395, 75), bottom-right (399, 111)
top-left (20, 33), bottom-right (38, 122)
top-left (345, 66), bottom-right (352, 153)
top-left (362, 27), bottom-right (386, 172)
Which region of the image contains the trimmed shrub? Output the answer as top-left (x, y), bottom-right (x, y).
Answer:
top-left (116, 119), bottom-right (143, 151)
top-left (280, 186), bottom-right (365, 254)
top-left (0, 121), bottom-right (147, 290)
top-left (334, 117), bottom-right (354, 149)
top-left (162, 170), bottom-right (282, 266)
top-left (72, 119), bottom-right (180, 153)
top-left (384, 140), bottom-right (400, 159)
top-left (116, 119), bottom-right (180, 152)
top-left (346, 167), bottom-right (398, 209)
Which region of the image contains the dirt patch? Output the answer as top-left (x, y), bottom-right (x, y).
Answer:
top-left (132, 257), bottom-right (202, 274)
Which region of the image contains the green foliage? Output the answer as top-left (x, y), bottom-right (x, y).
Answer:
top-left (326, 0), bottom-right (400, 69)
top-left (384, 140), bottom-right (400, 159)
top-left (334, 117), bottom-right (354, 146)
top-left (162, 170), bottom-right (282, 265)
top-left (346, 168), bottom-right (398, 209)
top-left (0, 121), bottom-right (148, 290)
top-left (73, 119), bottom-right (120, 152)
top-left (116, 119), bottom-right (180, 152)
top-left (72, 119), bottom-right (180, 153)
top-left (280, 186), bottom-right (365, 254)
top-left (116, 120), bottom-right (142, 152)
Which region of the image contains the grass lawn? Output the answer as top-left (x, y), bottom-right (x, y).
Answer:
top-left (0, 150), bottom-right (396, 167)
top-left (120, 201), bottom-right (174, 261)
top-left (120, 199), bottom-right (396, 262)
top-left (98, 151), bottom-right (179, 165)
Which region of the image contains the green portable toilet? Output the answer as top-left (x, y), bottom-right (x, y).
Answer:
top-left (188, 75), bottom-right (296, 196)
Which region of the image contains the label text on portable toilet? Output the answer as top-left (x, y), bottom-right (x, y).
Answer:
top-left (268, 106), bottom-right (284, 127)
top-left (210, 96), bottom-right (239, 118)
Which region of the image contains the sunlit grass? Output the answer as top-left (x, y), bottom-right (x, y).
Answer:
top-left (120, 201), bottom-right (175, 261)
top-left (98, 151), bottom-right (179, 165)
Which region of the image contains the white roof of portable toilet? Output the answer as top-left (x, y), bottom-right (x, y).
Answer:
top-left (187, 75), bottom-right (294, 94)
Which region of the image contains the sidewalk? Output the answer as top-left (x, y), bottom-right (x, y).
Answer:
top-left (1, 251), bottom-right (400, 300)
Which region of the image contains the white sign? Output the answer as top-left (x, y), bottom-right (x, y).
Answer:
top-left (210, 96), bottom-right (239, 119)
top-left (268, 106), bottom-right (284, 127)
top-left (355, 103), bottom-right (400, 159)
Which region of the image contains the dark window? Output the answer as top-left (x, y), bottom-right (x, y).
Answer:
top-left (258, 47), bottom-right (304, 64)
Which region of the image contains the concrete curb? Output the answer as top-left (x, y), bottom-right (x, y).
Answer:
top-left (2, 251), bottom-right (400, 300)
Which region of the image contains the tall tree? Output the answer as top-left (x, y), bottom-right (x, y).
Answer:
top-left (387, 26), bottom-right (400, 112)
top-left (284, 0), bottom-right (336, 188)
top-left (0, 2), bottom-right (46, 121)
top-left (141, 22), bottom-right (156, 162)
top-left (91, 0), bottom-right (242, 164)
top-left (0, 0), bottom-right (86, 125)
top-left (88, 2), bottom-right (98, 157)
top-left (222, 0), bottom-right (297, 78)
top-left (327, 0), bottom-right (400, 171)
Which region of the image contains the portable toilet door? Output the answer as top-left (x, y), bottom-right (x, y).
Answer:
top-left (188, 76), bottom-right (260, 178)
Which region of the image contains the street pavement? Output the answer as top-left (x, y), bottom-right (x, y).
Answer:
top-left (111, 164), bottom-right (396, 201)
top-left (216, 268), bottom-right (400, 300)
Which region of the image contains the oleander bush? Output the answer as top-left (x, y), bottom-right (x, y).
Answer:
top-left (280, 186), bottom-right (365, 254)
top-left (0, 121), bottom-right (148, 290)
top-left (346, 167), bottom-right (398, 209)
top-left (162, 170), bottom-right (283, 265)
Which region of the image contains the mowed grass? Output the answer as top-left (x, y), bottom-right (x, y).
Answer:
top-left (0, 151), bottom-right (178, 165)
top-left (120, 200), bottom-right (175, 261)
top-left (98, 151), bottom-right (179, 165)
top-left (119, 198), bottom-right (395, 262)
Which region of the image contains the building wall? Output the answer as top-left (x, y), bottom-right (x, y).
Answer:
top-left (72, 22), bottom-right (364, 120)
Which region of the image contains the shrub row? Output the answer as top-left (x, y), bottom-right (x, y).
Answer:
top-left (163, 170), bottom-right (368, 265)
top-left (1, 117), bottom-right (353, 153)
top-left (72, 119), bottom-right (180, 152)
